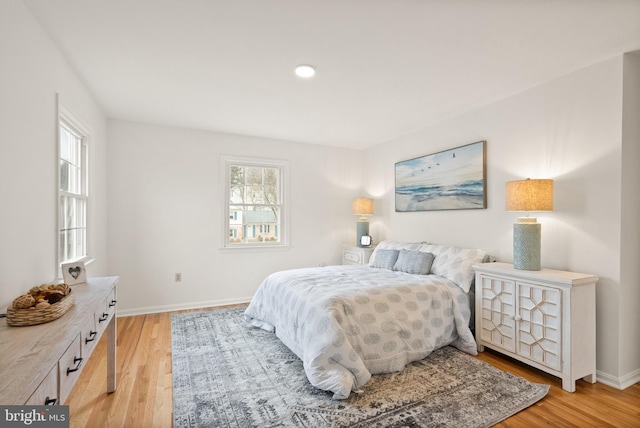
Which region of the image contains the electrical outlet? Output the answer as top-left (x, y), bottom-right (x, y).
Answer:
top-left (175, 273), bottom-right (182, 282)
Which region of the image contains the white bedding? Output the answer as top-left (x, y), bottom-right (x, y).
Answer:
top-left (244, 264), bottom-right (478, 399)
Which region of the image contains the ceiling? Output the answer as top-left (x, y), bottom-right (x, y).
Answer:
top-left (23, 0), bottom-right (640, 149)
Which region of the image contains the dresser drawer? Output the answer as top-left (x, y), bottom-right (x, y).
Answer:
top-left (59, 334), bottom-right (83, 403)
top-left (25, 365), bottom-right (58, 406)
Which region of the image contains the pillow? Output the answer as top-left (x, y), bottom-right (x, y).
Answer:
top-left (393, 250), bottom-right (435, 275)
top-left (368, 240), bottom-right (427, 265)
top-left (420, 244), bottom-right (486, 293)
top-left (370, 249), bottom-right (400, 270)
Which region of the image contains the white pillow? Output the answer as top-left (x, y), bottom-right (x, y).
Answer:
top-left (420, 244), bottom-right (486, 293)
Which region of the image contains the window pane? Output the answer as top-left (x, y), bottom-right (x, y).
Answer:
top-left (59, 230), bottom-right (68, 262)
top-left (61, 162), bottom-right (79, 195)
top-left (263, 168), bottom-right (279, 204)
top-left (60, 127), bottom-right (70, 161)
top-left (75, 198), bottom-right (86, 227)
top-left (70, 163), bottom-right (81, 194)
top-left (59, 195), bottom-right (87, 260)
top-left (228, 206), bottom-right (243, 243)
top-left (60, 160), bottom-right (69, 192)
top-left (229, 166), bottom-right (245, 203)
top-left (245, 207), bottom-right (280, 243)
top-left (245, 185), bottom-right (264, 204)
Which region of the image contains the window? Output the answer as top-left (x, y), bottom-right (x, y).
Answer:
top-left (222, 156), bottom-right (288, 248)
top-left (58, 111), bottom-right (89, 265)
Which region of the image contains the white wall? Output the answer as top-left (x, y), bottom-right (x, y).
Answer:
top-left (364, 56), bottom-right (638, 387)
top-left (620, 51), bottom-right (640, 383)
top-left (107, 120), bottom-right (363, 315)
top-left (0, 0), bottom-right (108, 308)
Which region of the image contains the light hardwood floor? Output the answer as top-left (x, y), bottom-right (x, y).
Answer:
top-left (67, 306), bottom-right (640, 427)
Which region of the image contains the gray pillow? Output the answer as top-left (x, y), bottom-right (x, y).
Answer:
top-left (370, 249), bottom-right (400, 270)
top-left (393, 250), bottom-right (435, 275)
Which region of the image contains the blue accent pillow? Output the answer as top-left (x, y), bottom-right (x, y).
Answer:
top-left (393, 250), bottom-right (435, 275)
top-left (370, 249), bottom-right (400, 270)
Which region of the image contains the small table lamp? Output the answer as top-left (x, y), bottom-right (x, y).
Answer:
top-left (505, 178), bottom-right (554, 270)
top-left (353, 197), bottom-right (374, 247)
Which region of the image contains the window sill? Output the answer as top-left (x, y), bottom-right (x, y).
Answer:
top-left (219, 244), bottom-right (290, 254)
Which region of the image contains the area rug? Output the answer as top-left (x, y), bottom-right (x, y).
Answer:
top-left (172, 307), bottom-right (549, 427)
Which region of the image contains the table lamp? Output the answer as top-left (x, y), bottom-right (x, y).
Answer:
top-left (505, 178), bottom-right (554, 270)
top-left (352, 197), bottom-right (374, 247)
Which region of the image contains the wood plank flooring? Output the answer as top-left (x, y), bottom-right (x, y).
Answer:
top-left (66, 306), bottom-right (640, 427)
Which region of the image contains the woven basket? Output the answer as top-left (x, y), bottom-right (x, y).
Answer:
top-left (6, 294), bottom-right (75, 327)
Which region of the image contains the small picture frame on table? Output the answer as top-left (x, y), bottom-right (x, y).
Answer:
top-left (61, 261), bottom-right (87, 285)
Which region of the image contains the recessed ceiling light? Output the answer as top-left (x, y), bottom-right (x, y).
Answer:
top-left (295, 64), bottom-right (316, 78)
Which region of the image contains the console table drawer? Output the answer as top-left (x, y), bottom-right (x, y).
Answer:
top-left (59, 334), bottom-right (83, 403)
top-left (106, 288), bottom-right (117, 315)
top-left (95, 307), bottom-right (112, 336)
top-left (81, 315), bottom-right (98, 356)
top-left (25, 365), bottom-right (58, 406)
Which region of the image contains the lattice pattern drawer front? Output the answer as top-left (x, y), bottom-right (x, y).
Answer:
top-left (479, 276), bottom-right (516, 353)
top-left (517, 282), bottom-right (561, 371)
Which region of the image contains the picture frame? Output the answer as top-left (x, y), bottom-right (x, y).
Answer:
top-left (395, 140), bottom-right (487, 212)
top-left (61, 261), bottom-right (87, 285)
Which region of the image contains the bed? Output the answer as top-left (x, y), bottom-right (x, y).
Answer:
top-left (244, 240), bottom-right (487, 399)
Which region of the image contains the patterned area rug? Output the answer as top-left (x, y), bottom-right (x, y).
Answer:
top-left (172, 307), bottom-right (549, 427)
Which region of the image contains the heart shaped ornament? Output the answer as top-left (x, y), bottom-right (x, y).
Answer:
top-left (69, 266), bottom-right (81, 279)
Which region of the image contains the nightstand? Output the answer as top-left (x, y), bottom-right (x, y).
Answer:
top-left (342, 245), bottom-right (376, 265)
top-left (473, 262), bottom-right (598, 392)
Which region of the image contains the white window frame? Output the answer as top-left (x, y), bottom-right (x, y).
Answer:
top-left (221, 156), bottom-right (289, 250)
top-left (57, 103), bottom-right (93, 268)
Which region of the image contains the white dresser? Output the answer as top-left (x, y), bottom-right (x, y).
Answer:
top-left (342, 245), bottom-right (376, 265)
top-left (473, 263), bottom-right (597, 392)
top-left (0, 276), bottom-right (118, 405)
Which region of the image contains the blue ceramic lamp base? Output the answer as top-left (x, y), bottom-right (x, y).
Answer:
top-left (513, 218), bottom-right (541, 271)
top-left (357, 220), bottom-right (369, 247)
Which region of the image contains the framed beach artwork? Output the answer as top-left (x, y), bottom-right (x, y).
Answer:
top-left (395, 141), bottom-right (487, 212)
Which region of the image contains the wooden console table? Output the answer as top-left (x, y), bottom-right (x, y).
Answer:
top-left (0, 276), bottom-right (118, 404)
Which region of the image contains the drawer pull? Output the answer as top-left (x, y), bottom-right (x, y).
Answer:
top-left (109, 299), bottom-right (117, 307)
top-left (44, 397), bottom-right (58, 406)
top-left (85, 330), bottom-right (97, 344)
top-left (99, 313), bottom-right (108, 322)
top-left (66, 357), bottom-right (83, 375)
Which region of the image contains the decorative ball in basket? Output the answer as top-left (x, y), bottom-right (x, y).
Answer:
top-left (6, 283), bottom-right (74, 327)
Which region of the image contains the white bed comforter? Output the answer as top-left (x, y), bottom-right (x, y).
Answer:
top-left (244, 264), bottom-right (477, 399)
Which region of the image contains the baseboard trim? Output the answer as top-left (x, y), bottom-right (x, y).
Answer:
top-left (117, 297), bottom-right (252, 317)
top-left (596, 367), bottom-right (640, 390)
